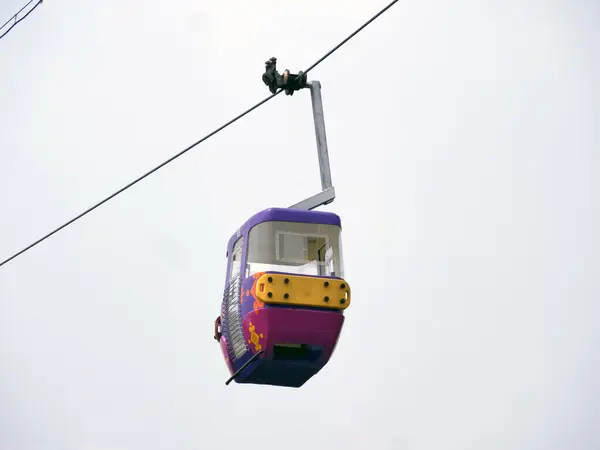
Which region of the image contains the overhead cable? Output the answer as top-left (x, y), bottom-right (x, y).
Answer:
top-left (0, 0), bottom-right (43, 42)
top-left (0, 0), bottom-right (399, 268)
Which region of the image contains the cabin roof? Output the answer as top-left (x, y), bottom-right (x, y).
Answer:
top-left (226, 207), bottom-right (342, 253)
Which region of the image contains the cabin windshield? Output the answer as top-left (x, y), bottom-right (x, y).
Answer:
top-left (246, 221), bottom-right (344, 278)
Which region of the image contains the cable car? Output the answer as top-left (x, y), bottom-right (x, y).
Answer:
top-left (214, 207), bottom-right (351, 387)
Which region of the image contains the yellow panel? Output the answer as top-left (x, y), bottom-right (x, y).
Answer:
top-left (255, 273), bottom-right (351, 310)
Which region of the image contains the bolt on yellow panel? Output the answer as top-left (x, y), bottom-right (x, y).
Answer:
top-left (255, 273), bottom-right (351, 310)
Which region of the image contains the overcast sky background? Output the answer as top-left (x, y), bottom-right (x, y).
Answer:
top-left (0, 0), bottom-right (598, 449)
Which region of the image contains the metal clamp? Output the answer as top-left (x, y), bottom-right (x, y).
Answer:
top-left (262, 57), bottom-right (307, 95)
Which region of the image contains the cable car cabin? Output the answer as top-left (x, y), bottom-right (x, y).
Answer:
top-left (214, 207), bottom-right (351, 388)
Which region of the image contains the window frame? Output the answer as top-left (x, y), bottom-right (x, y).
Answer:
top-left (274, 230), bottom-right (330, 265)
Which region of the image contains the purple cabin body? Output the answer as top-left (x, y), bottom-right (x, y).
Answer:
top-left (217, 207), bottom-right (350, 387)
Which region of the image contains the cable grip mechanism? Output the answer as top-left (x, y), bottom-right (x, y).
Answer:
top-left (262, 57), bottom-right (307, 95)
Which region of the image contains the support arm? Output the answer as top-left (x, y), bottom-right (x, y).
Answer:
top-left (261, 58), bottom-right (336, 211)
top-left (289, 81), bottom-right (336, 210)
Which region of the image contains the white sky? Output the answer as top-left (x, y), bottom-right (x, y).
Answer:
top-left (0, 0), bottom-right (598, 449)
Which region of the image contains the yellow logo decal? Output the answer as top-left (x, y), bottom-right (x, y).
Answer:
top-left (248, 322), bottom-right (264, 352)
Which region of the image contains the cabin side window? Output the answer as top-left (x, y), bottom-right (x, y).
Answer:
top-left (229, 236), bottom-right (244, 281)
top-left (246, 221), bottom-right (343, 277)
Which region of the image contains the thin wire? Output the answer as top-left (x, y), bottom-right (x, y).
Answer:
top-left (0, 0), bottom-right (42, 41)
top-left (0, 0), bottom-right (399, 268)
top-left (0, 91), bottom-right (282, 267)
top-left (0, 0), bottom-right (34, 29)
top-left (301, 0), bottom-right (399, 76)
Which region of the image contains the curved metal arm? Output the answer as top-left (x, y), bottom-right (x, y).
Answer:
top-left (289, 80), bottom-right (335, 210)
